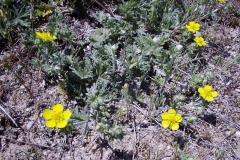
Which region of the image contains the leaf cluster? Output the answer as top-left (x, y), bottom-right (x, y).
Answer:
top-left (24, 0), bottom-right (222, 140)
top-left (0, 0), bottom-right (30, 42)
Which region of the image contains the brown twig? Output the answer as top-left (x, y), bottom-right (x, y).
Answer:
top-left (0, 135), bottom-right (56, 150)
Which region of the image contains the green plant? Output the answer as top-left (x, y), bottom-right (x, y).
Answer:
top-left (173, 141), bottom-right (194, 160)
top-left (0, 1), bottom-right (30, 43)
top-left (25, 0), bottom-right (222, 140)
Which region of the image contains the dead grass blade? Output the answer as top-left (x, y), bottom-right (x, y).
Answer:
top-left (0, 100), bottom-right (18, 127)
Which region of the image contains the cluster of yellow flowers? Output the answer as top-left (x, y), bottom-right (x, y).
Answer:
top-left (185, 21), bottom-right (206, 47)
top-left (39, 4), bottom-right (222, 131)
top-left (161, 85), bottom-right (218, 131)
top-left (160, 19), bottom-right (220, 131)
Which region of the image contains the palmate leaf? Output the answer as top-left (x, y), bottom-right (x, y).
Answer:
top-left (89, 28), bottom-right (110, 47)
top-left (70, 59), bottom-right (93, 80)
top-left (9, 5), bottom-right (30, 27)
top-left (71, 106), bottom-right (89, 135)
top-left (70, 66), bottom-right (93, 80)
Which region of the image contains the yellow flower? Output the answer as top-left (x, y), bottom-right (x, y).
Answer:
top-left (218, 0), bottom-right (225, 3)
top-left (161, 109), bottom-right (182, 131)
top-left (35, 31), bottom-right (57, 41)
top-left (186, 21), bottom-right (200, 32)
top-left (198, 85), bottom-right (218, 102)
top-left (42, 104), bottom-right (72, 128)
top-left (194, 36), bottom-right (206, 46)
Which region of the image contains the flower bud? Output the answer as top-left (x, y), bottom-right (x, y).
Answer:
top-left (123, 83), bottom-right (129, 89)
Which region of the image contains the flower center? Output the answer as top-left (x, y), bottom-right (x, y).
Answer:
top-left (52, 112), bottom-right (63, 122)
top-left (168, 116), bottom-right (175, 124)
top-left (204, 90), bottom-right (211, 98)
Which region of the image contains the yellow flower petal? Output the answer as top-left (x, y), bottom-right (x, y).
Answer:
top-left (205, 96), bottom-right (214, 102)
top-left (52, 104), bottom-right (63, 112)
top-left (42, 109), bottom-right (53, 120)
top-left (211, 91), bottom-right (218, 97)
top-left (161, 112), bottom-right (169, 120)
top-left (46, 120), bottom-right (56, 128)
top-left (186, 25), bottom-right (191, 30)
top-left (189, 21), bottom-right (195, 26)
top-left (35, 31), bottom-right (42, 37)
top-left (205, 85), bottom-right (212, 91)
top-left (168, 109), bottom-right (176, 117)
top-left (201, 41), bottom-right (206, 46)
top-left (171, 123), bottom-right (179, 131)
top-left (195, 23), bottom-right (200, 28)
top-left (198, 87), bottom-right (204, 94)
top-left (162, 120), bottom-right (170, 128)
top-left (56, 120), bottom-right (68, 128)
top-left (63, 109), bottom-right (72, 120)
top-left (174, 114), bottom-right (182, 123)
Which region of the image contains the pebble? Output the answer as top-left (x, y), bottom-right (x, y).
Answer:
top-left (26, 121), bottom-right (34, 130)
top-left (235, 131), bottom-right (240, 138)
top-left (147, 126), bottom-right (157, 131)
top-left (225, 131), bottom-right (231, 136)
top-left (162, 157), bottom-right (171, 160)
top-left (235, 88), bottom-right (240, 93)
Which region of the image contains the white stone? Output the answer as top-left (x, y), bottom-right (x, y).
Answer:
top-left (235, 131), bottom-right (240, 137)
top-left (176, 44), bottom-right (183, 51)
top-left (153, 36), bottom-right (160, 42)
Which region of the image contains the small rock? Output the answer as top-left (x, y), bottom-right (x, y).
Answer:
top-left (147, 126), bottom-right (156, 130)
top-left (162, 157), bottom-right (171, 160)
top-left (26, 121), bottom-right (34, 130)
top-left (225, 131), bottom-right (231, 136)
top-left (176, 44), bottom-right (183, 51)
top-left (228, 51), bottom-right (237, 56)
top-left (235, 131), bottom-right (240, 138)
top-left (20, 85), bottom-right (25, 89)
top-left (235, 88), bottom-right (240, 93)
top-left (43, 151), bottom-right (48, 156)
